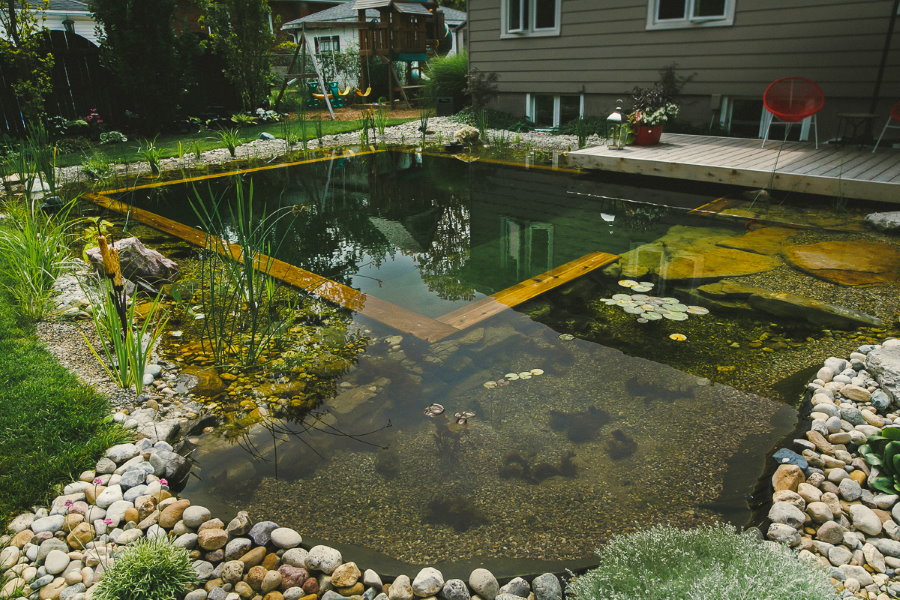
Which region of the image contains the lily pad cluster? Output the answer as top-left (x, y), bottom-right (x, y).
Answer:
top-left (599, 280), bottom-right (710, 324)
top-left (483, 368), bottom-right (544, 389)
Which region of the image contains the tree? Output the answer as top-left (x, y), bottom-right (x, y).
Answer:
top-left (438, 0), bottom-right (466, 10)
top-left (201, 0), bottom-right (274, 110)
top-left (0, 0), bottom-right (55, 121)
top-left (91, 0), bottom-right (190, 129)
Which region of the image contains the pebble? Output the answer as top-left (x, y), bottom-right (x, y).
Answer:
top-left (306, 546), bottom-right (342, 575)
top-left (851, 503), bottom-right (883, 535)
top-left (412, 567), bottom-right (444, 597)
top-left (270, 528), bottom-right (302, 550)
top-left (442, 580), bottom-right (471, 600)
top-left (468, 570), bottom-right (498, 600)
top-left (531, 574), bottom-right (561, 600)
top-left (248, 521), bottom-right (280, 547)
top-left (44, 550), bottom-right (70, 575)
top-left (183, 506), bottom-right (212, 529)
top-left (389, 575), bottom-right (413, 600)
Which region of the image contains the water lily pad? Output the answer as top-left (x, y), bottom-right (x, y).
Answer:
top-left (641, 311), bottom-right (662, 320)
top-left (631, 285), bottom-right (654, 293)
top-left (617, 300), bottom-right (637, 308)
top-left (667, 303), bottom-right (689, 313)
top-left (483, 381), bottom-right (497, 389)
top-left (669, 333), bottom-right (687, 341)
top-left (624, 306), bottom-right (644, 314)
top-left (660, 297), bottom-right (680, 304)
top-left (640, 304), bottom-right (656, 311)
top-left (505, 372), bottom-right (520, 380)
top-left (630, 294), bottom-right (650, 302)
top-left (518, 372), bottom-right (533, 380)
top-left (662, 311), bottom-right (689, 321)
top-left (612, 293), bottom-right (631, 301)
top-left (686, 306), bottom-right (710, 315)
top-left (637, 318), bottom-right (649, 323)
top-left (530, 368), bottom-right (544, 376)
top-left (600, 298), bottom-right (617, 305)
top-left (559, 333), bottom-right (575, 341)
top-left (618, 279), bottom-right (639, 288)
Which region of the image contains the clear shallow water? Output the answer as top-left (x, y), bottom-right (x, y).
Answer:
top-left (111, 151), bottom-right (895, 574)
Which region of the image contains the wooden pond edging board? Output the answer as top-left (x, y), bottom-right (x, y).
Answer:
top-left (85, 192), bottom-right (460, 343)
top-left (434, 252), bottom-right (619, 332)
top-left (568, 133), bottom-right (900, 204)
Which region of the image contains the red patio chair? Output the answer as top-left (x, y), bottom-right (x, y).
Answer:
top-left (872, 101), bottom-right (900, 153)
top-left (761, 77), bottom-right (825, 149)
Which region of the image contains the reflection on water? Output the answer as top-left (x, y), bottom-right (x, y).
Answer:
top-left (116, 151), bottom-right (899, 573)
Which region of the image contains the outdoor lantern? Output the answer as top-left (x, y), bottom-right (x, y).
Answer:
top-left (62, 17), bottom-right (75, 34)
top-left (607, 100), bottom-right (626, 150)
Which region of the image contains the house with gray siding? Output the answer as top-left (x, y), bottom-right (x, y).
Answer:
top-left (469, 0), bottom-right (900, 137)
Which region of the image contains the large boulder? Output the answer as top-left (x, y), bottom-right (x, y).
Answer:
top-left (866, 211), bottom-right (900, 234)
top-left (867, 345), bottom-right (900, 404)
top-left (87, 237), bottom-right (179, 283)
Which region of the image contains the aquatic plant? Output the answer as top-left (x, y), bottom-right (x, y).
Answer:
top-left (548, 406), bottom-right (611, 443)
top-left (81, 235), bottom-right (168, 396)
top-left (606, 429), bottom-right (637, 460)
top-left (190, 178), bottom-right (292, 368)
top-left (374, 104), bottom-right (390, 136)
top-left (425, 492), bottom-right (488, 532)
top-left (419, 110), bottom-right (431, 147)
top-left (82, 151), bottom-right (114, 183)
top-left (499, 450), bottom-right (577, 484)
top-left (568, 524), bottom-right (838, 600)
top-left (0, 195), bottom-right (75, 320)
top-left (92, 537), bottom-right (196, 600)
top-left (860, 426), bottom-right (900, 494)
top-left (137, 137), bottom-right (162, 175)
top-left (217, 127), bottom-right (242, 158)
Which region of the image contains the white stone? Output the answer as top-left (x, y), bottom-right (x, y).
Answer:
top-left (468, 569), bottom-right (499, 600)
top-left (270, 528), bottom-right (302, 549)
top-left (44, 550), bottom-right (70, 575)
top-left (849, 504), bottom-right (882, 535)
top-left (306, 545), bottom-right (343, 574)
top-left (412, 567), bottom-right (444, 597)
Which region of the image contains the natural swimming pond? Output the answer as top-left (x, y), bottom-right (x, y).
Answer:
top-left (102, 150), bottom-right (900, 575)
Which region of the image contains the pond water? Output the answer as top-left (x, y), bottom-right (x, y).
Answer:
top-left (106, 150), bottom-right (899, 576)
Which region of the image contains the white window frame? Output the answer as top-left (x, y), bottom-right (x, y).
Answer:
top-left (525, 93), bottom-right (584, 129)
top-left (314, 35), bottom-right (341, 53)
top-left (646, 0), bottom-right (735, 30)
top-left (501, 0), bottom-right (561, 38)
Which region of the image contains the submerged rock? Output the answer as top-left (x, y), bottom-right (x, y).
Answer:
top-left (866, 211), bottom-right (900, 234)
top-left (782, 240), bottom-right (900, 286)
top-left (86, 236), bottom-right (179, 283)
top-left (697, 280), bottom-right (881, 329)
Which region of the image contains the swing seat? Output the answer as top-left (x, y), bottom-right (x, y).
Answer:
top-left (311, 93), bottom-right (334, 100)
top-left (355, 87), bottom-right (372, 98)
top-left (338, 86), bottom-right (352, 97)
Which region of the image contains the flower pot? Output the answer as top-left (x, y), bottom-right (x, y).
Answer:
top-left (632, 125), bottom-right (663, 146)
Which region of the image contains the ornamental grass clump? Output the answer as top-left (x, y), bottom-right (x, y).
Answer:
top-left (567, 524), bottom-right (838, 600)
top-left (92, 537), bottom-right (196, 600)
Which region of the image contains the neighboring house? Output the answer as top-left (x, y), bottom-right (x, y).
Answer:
top-left (4, 0), bottom-right (98, 44)
top-left (282, 1), bottom-right (466, 58)
top-left (468, 0), bottom-right (900, 135)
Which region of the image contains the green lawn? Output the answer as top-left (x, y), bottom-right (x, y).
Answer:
top-left (57, 117), bottom-right (415, 168)
top-left (0, 292), bottom-right (129, 523)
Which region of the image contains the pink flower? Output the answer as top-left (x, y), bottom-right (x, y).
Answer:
top-left (158, 478), bottom-right (168, 486)
top-left (64, 499), bottom-right (74, 507)
top-left (93, 478), bottom-right (103, 485)
top-left (102, 518), bottom-right (113, 526)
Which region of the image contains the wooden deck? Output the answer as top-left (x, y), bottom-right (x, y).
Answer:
top-left (568, 133), bottom-right (900, 204)
top-left (85, 193), bottom-right (618, 343)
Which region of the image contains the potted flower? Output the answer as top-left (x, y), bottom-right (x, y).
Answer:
top-left (629, 85), bottom-right (679, 146)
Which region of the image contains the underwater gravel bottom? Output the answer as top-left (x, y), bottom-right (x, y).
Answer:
top-left (184, 314), bottom-right (796, 568)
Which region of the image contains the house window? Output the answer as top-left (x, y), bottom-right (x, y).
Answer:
top-left (315, 35), bottom-right (340, 53)
top-left (526, 94), bottom-right (583, 129)
top-left (646, 0), bottom-right (735, 29)
top-left (502, 0), bottom-right (560, 37)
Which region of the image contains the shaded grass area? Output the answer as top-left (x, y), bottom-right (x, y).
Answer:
top-left (0, 293), bottom-right (130, 523)
top-left (57, 117), bottom-right (415, 168)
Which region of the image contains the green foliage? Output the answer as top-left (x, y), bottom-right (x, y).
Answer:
top-left (137, 137), bottom-right (162, 175)
top-left (190, 179), bottom-right (292, 368)
top-left (860, 426), bottom-right (900, 494)
top-left (0, 287), bottom-right (129, 522)
top-left (558, 116), bottom-right (608, 138)
top-left (216, 127), bottom-right (242, 158)
top-left (318, 46), bottom-right (362, 88)
top-left (465, 67), bottom-right (499, 110)
top-left (91, 0), bottom-right (196, 129)
top-left (0, 1), bottom-right (55, 120)
top-left (93, 537), bottom-right (196, 600)
top-left (423, 51), bottom-right (468, 108)
top-left (81, 151), bottom-right (114, 182)
top-left (202, 0), bottom-right (275, 110)
top-left (568, 524), bottom-right (838, 600)
top-left (0, 196), bottom-right (74, 320)
top-left (82, 275), bottom-right (168, 397)
top-left (450, 107), bottom-right (533, 132)
top-left (419, 110), bottom-right (431, 146)
top-left (99, 131), bottom-right (128, 145)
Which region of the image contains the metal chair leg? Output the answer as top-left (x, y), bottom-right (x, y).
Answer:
top-left (872, 117), bottom-right (891, 153)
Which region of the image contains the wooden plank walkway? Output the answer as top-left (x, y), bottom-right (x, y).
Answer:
top-left (568, 133), bottom-right (900, 204)
top-left (85, 194), bottom-right (620, 343)
top-left (435, 252), bottom-right (619, 331)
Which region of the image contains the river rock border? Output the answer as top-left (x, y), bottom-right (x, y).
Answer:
top-left (767, 338), bottom-right (900, 599)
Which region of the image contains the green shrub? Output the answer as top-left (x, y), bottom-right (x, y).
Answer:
top-left (568, 524), bottom-right (838, 600)
top-left (99, 131), bottom-right (128, 145)
top-left (450, 107), bottom-right (533, 132)
top-left (93, 537), bottom-right (196, 600)
top-left (423, 51), bottom-right (469, 109)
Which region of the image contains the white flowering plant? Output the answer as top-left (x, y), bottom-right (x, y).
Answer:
top-left (629, 84), bottom-right (680, 127)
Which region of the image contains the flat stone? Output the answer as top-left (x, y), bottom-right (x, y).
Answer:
top-left (198, 528), bottom-right (228, 551)
top-left (248, 521), bottom-right (280, 546)
top-left (783, 241), bottom-right (900, 286)
top-left (105, 444), bottom-right (139, 463)
top-left (816, 520), bottom-right (846, 544)
top-left (866, 211), bottom-right (900, 234)
top-left (868, 346), bottom-right (900, 404)
top-left (270, 528), bottom-right (302, 550)
top-left (282, 548), bottom-right (308, 568)
top-left (716, 226), bottom-right (796, 256)
top-left (183, 506), bottom-right (212, 529)
top-left (331, 562), bottom-right (361, 588)
top-left (160, 499), bottom-right (191, 529)
top-left (849, 504), bottom-right (882, 535)
top-left (31, 515), bottom-right (65, 534)
top-left (772, 464), bottom-right (805, 492)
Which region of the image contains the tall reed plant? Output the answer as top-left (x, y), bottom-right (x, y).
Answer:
top-left (374, 104), bottom-right (389, 136)
top-left (81, 236), bottom-right (168, 396)
top-left (137, 138), bottom-right (162, 175)
top-left (190, 180), bottom-right (292, 368)
top-left (419, 110), bottom-right (431, 147)
top-left (0, 196), bottom-right (75, 320)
